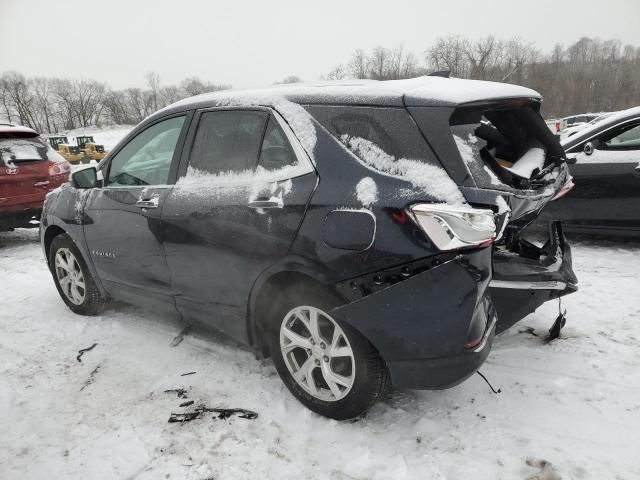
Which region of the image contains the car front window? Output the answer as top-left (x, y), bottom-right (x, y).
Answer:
top-left (106, 116), bottom-right (185, 187)
top-left (604, 123), bottom-right (640, 150)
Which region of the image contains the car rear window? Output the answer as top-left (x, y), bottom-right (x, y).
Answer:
top-left (450, 104), bottom-right (564, 189)
top-left (304, 105), bottom-right (442, 167)
top-left (0, 137), bottom-right (64, 166)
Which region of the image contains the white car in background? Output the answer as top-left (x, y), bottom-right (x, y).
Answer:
top-left (559, 112), bottom-right (615, 140)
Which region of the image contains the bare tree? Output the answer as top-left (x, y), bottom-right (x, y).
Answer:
top-left (348, 49), bottom-right (368, 79)
top-left (146, 71), bottom-right (161, 112)
top-left (324, 64), bottom-right (347, 80)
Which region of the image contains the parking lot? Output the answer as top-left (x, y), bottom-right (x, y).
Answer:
top-left (1, 229), bottom-right (638, 480)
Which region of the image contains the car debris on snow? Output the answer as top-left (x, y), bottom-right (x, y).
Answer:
top-left (170, 326), bottom-right (191, 347)
top-left (164, 388), bottom-right (190, 398)
top-left (168, 405), bottom-right (259, 423)
top-left (76, 342), bottom-right (97, 362)
top-left (79, 364), bottom-right (101, 391)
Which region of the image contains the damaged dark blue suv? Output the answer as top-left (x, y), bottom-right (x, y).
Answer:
top-left (41, 77), bottom-right (577, 419)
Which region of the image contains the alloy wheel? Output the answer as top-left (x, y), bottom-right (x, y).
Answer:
top-left (279, 306), bottom-right (355, 402)
top-left (54, 248), bottom-right (86, 305)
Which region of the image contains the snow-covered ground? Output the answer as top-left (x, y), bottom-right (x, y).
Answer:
top-left (64, 125), bottom-right (133, 151)
top-left (1, 230), bottom-right (639, 480)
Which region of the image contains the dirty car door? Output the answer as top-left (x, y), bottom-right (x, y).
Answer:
top-left (83, 114), bottom-right (188, 313)
top-left (161, 108), bottom-right (316, 342)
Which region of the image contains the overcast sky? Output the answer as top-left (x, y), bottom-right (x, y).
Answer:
top-left (2, 0), bottom-right (639, 90)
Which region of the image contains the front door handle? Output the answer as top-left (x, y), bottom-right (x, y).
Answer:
top-left (136, 198), bottom-right (159, 209)
top-left (248, 197), bottom-right (283, 209)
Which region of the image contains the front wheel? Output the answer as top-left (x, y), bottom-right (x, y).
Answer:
top-left (269, 285), bottom-right (390, 420)
top-left (49, 233), bottom-right (106, 315)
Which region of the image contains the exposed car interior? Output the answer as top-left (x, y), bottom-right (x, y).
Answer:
top-left (451, 104), bottom-right (566, 190)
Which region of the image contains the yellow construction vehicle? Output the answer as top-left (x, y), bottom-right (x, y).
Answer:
top-left (58, 144), bottom-right (86, 163)
top-left (47, 135), bottom-right (86, 163)
top-left (75, 135), bottom-right (107, 161)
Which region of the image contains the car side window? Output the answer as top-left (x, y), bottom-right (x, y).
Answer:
top-left (603, 123), bottom-right (640, 150)
top-left (107, 116), bottom-right (185, 186)
top-left (257, 116), bottom-right (297, 171)
top-left (188, 110), bottom-right (268, 175)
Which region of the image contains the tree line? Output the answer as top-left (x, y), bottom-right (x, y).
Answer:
top-left (0, 72), bottom-right (229, 133)
top-left (2, 36), bottom-right (639, 133)
top-left (325, 36), bottom-right (640, 118)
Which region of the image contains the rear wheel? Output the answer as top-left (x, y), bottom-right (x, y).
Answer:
top-left (49, 233), bottom-right (105, 315)
top-left (268, 284), bottom-right (390, 420)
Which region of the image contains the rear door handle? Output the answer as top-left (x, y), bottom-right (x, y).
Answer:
top-left (248, 197), bottom-right (283, 209)
top-left (136, 198), bottom-right (159, 209)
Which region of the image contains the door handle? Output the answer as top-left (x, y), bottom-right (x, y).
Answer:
top-left (635, 165), bottom-right (640, 177)
top-left (248, 197), bottom-right (283, 209)
top-left (136, 198), bottom-right (159, 209)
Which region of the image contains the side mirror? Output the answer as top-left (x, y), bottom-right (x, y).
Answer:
top-left (71, 167), bottom-right (98, 189)
top-left (583, 142), bottom-right (594, 156)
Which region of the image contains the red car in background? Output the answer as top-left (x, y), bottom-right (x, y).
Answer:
top-left (0, 124), bottom-right (70, 232)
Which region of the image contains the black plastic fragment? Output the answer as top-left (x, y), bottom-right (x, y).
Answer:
top-left (76, 343), bottom-right (97, 362)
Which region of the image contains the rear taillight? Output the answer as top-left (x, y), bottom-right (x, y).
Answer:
top-left (49, 161), bottom-right (71, 176)
top-left (555, 120), bottom-right (561, 134)
top-left (408, 203), bottom-right (496, 251)
top-left (552, 178), bottom-right (575, 201)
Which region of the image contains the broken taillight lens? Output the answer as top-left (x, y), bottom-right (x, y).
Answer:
top-left (552, 178), bottom-right (575, 201)
top-left (408, 203), bottom-right (496, 251)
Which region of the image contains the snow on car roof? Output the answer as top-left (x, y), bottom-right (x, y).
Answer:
top-left (0, 124), bottom-right (38, 135)
top-left (154, 76), bottom-right (542, 119)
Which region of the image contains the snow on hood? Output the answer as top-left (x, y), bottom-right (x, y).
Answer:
top-left (341, 135), bottom-right (466, 205)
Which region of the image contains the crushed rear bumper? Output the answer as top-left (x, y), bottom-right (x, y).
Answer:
top-left (490, 221), bottom-right (578, 332)
top-left (330, 248), bottom-right (496, 390)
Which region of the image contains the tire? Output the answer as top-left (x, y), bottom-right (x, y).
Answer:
top-left (48, 233), bottom-right (105, 315)
top-left (268, 283), bottom-right (390, 420)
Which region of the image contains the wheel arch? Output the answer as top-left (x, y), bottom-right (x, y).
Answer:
top-left (247, 262), bottom-right (339, 358)
top-left (42, 222), bottom-right (108, 298)
top-left (43, 224), bottom-right (67, 262)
